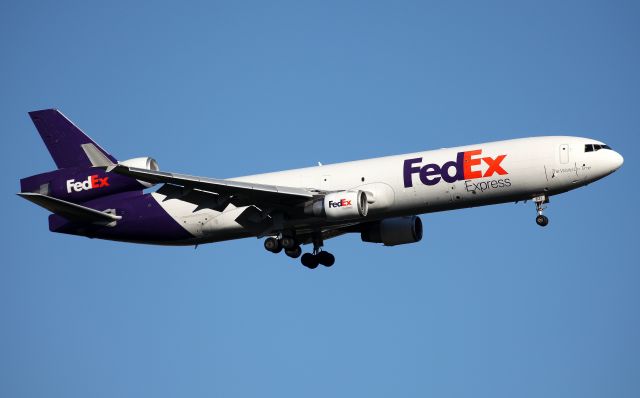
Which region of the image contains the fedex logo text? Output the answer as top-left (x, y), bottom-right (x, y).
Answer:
top-left (66, 175), bottom-right (110, 193)
top-left (403, 149), bottom-right (507, 188)
top-left (328, 199), bottom-right (352, 208)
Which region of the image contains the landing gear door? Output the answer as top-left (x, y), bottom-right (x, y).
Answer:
top-left (559, 144), bottom-right (569, 164)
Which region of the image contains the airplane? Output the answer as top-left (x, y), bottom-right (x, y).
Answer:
top-left (18, 109), bottom-right (624, 269)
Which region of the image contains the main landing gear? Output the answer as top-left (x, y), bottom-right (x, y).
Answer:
top-left (263, 234), bottom-right (335, 269)
top-left (300, 250), bottom-right (335, 269)
top-left (300, 234), bottom-right (335, 269)
top-left (264, 237), bottom-right (282, 253)
top-left (264, 236), bottom-right (302, 258)
top-left (533, 195), bottom-right (549, 227)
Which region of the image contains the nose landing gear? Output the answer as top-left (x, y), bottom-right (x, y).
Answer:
top-left (534, 195), bottom-right (549, 227)
top-left (536, 214), bottom-right (549, 227)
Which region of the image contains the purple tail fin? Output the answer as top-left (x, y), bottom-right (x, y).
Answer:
top-left (28, 109), bottom-right (118, 169)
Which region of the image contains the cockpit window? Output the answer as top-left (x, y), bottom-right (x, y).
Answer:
top-left (585, 143), bottom-right (612, 152)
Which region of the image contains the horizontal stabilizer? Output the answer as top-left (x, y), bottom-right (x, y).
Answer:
top-left (17, 192), bottom-right (121, 224)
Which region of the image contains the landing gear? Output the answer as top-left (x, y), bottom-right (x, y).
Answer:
top-left (263, 233), bottom-right (336, 268)
top-left (536, 214), bottom-right (549, 227)
top-left (281, 236), bottom-right (297, 250)
top-left (301, 253), bottom-right (319, 269)
top-left (264, 237), bottom-right (282, 253)
top-left (265, 235), bottom-right (302, 258)
top-left (285, 246), bottom-right (302, 259)
top-left (533, 195), bottom-right (549, 227)
top-left (300, 251), bottom-right (335, 268)
top-left (316, 251), bottom-right (335, 267)
top-left (264, 235), bottom-right (297, 254)
top-left (300, 234), bottom-right (335, 269)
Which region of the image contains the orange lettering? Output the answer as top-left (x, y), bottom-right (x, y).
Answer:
top-left (483, 155), bottom-right (507, 176)
top-left (463, 149), bottom-right (483, 179)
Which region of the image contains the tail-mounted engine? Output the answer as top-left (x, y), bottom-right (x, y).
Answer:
top-left (305, 190), bottom-right (369, 220)
top-left (119, 157), bottom-right (159, 171)
top-left (119, 157), bottom-right (160, 188)
top-left (20, 156), bottom-right (160, 203)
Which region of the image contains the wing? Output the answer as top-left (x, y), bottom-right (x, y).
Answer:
top-left (106, 164), bottom-right (316, 209)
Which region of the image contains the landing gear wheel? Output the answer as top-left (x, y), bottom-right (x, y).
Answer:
top-left (285, 246), bottom-right (302, 259)
top-left (281, 236), bottom-right (297, 250)
top-left (301, 253), bottom-right (319, 269)
top-left (536, 214), bottom-right (549, 227)
top-left (533, 195), bottom-right (549, 228)
top-left (316, 251), bottom-right (335, 267)
top-left (264, 237), bottom-right (282, 253)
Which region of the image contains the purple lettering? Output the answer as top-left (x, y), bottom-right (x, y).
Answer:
top-left (403, 157), bottom-right (422, 188)
top-left (440, 152), bottom-right (465, 183)
top-left (419, 164), bottom-right (441, 186)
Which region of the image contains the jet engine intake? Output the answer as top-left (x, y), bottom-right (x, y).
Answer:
top-left (120, 157), bottom-right (160, 188)
top-left (120, 157), bottom-right (159, 171)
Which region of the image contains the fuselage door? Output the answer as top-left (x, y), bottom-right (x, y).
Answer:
top-left (559, 144), bottom-right (569, 164)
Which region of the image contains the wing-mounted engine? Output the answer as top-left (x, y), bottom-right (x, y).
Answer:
top-left (119, 157), bottom-right (160, 188)
top-left (361, 216), bottom-right (423, 246)
top-left (304, 190), bottom-right (369, 220)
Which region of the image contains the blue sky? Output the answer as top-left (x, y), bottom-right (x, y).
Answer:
top-left (1, 1), bottom-right (639, 397)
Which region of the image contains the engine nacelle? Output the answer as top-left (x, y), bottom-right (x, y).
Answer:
top-left (120, 157), bottom-right (160, 188)
top-left (361, 216), bottom-right (423, 246)
top-left (305, 190), bottom-right (369, 220)
top-left (120, 157), bottom-right (159, 171)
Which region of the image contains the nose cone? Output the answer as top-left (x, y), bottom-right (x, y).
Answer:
top-left (611, 151), bottom-right (624, 170)
top-left (606, 150), bottom-right (624, 172)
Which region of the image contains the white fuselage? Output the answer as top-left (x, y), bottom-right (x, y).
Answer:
top-left (151, 136), bottom-right (623, 243)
